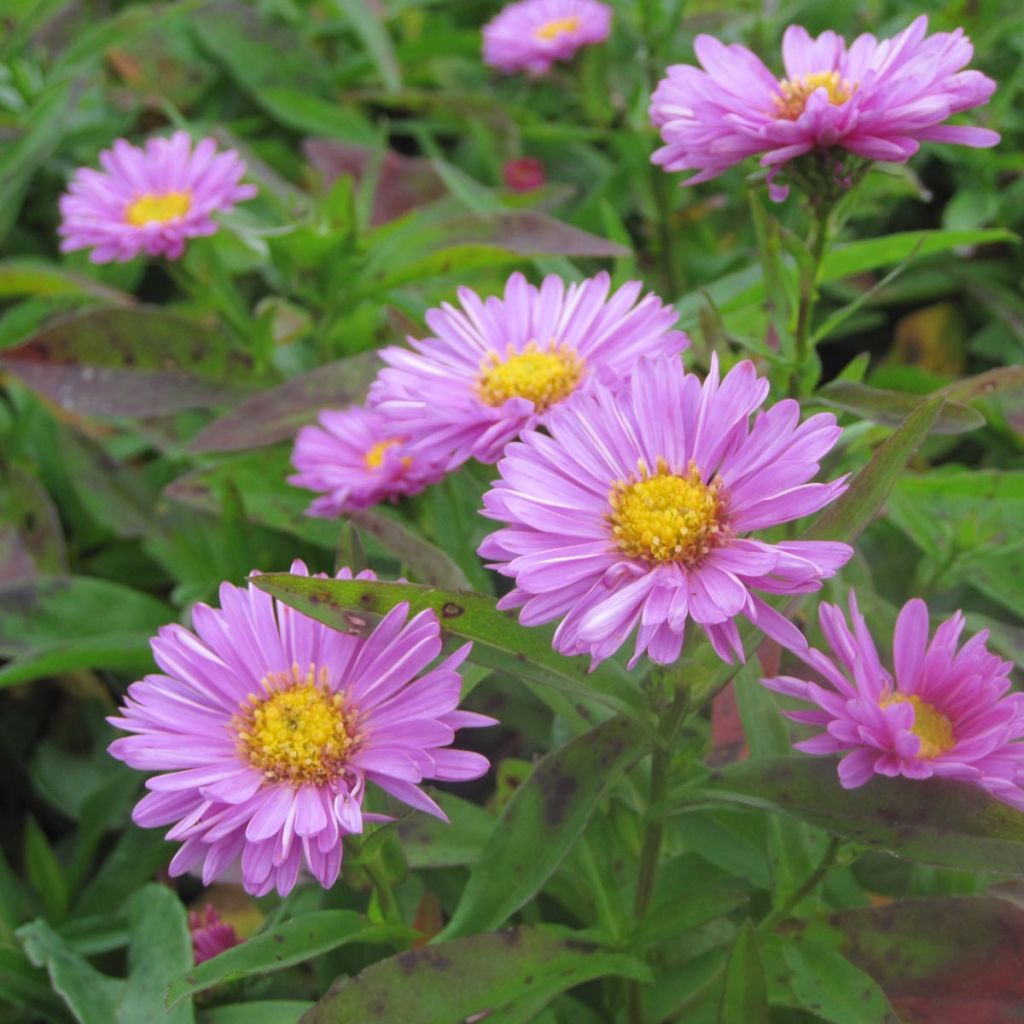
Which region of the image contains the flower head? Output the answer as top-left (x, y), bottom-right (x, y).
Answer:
top-left (188, 905), bottom-right (240, 964)
top-left (650, 15), bottom-right (999, 200)
top-left (483, 0), bottom-right (612, 76)
top-left (289, 405), bottom-right (448, 517)
top-left (503, 157), bottom-right (546, 192)
top-left (479, 355), bottom-right (851, 668)
top-left (59, 131), bottom-right (256, 263)
top-left (762, 594), bottom-right (1024, 808)
top-left (370, 272), bottom-right (688, 469)
top-left (108, 562), bottom-right (493, 897)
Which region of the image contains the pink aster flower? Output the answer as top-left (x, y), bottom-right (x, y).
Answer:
top-left (107, 562), bottom-right (493, 898)
top-left (188, 905), bottom-right (240, 964)
top-left (59, 131), bottom-right (256, 263)
top-left (370, 272), bottom-right (688, 470)
top-left (650, 15), bottom-right (999, 200)
top-left (289, 405), bottom-right (448, 517)
top-left (479, 354), bottom-right (851, 668)
top-left (762, 594), bottom-right (1024, 808)
top-left (483, 0), bottom-right (612, 76)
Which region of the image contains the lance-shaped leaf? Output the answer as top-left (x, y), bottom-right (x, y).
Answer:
top-left (250, 574), bottom-right (647, 720)
top-left (298, 927), bottom-right (651, 1024)
top-left (167, 911), bottom-right (410, 1006)
top-left (697, 756), bottom-right (1024, 876)
top-left (802, 395), bottom-right (942, 545)
top-left (439, 715), bottom-right (642, 939)
top-left (189, 352), bottom-right (380, 453)
top-left (0, 307), bottom-right (253, 416)
top-left (718, 920), bottom-right (769, 1024)
top-left (813, 381), bottom-right (983, 435)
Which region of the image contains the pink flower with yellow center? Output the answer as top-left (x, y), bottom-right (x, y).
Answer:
top-left (478, 355), bottom-right (851, 668)
top-left (650, 16), bottom-right (999, 200)
top-left (483, 0), bottom-right (612, 76)
top-left (369, 272), bottom-right (688, 470)
top-left (59, 131), bottom-right (256, 263)
top-left (107, 562), bottom-right (493, 897)
top-left (289, 406), bottom-right (448, 517)
top-left (762, 594), bottom-right (1024, 807)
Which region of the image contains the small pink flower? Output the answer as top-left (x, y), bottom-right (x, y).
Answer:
top-left (289, 405), bottom-right (448, 517)
top-left (108, 562), bottom-right (494, 897)
top-left (370, 272), bottom-right (688, 470)
top-left (479, 354), bottom-right (851, 668)
top-left (483, 0), bottom-right (612, 76)
top-left (188, 905), bottom-right (240, 964)
top-left (650, 16), bottom-right (999, 198)
top-left (503, 157), bottom-right (546, 192)
top-left (762, 594), bottom-right (1024, 808)
top-left (59, 131), bottom-right (256, 263)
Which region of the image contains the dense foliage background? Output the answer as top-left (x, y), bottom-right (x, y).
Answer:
top-left (1, 1), bottom-right (1023, 1022)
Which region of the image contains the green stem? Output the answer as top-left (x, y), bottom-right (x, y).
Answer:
top-left (758, 836), bottom-right (841, 933)
top-left (789, 201), bottom-right (834, 397)
top-left (363, 856), bottom-right (403, 927)
top-left (628, 686), bottom-right (689, 1024)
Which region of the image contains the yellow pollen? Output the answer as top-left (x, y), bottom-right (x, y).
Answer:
top-left (774, 71), bottom-right (854, 120)
top-left (125, 190), bottom-right (192, 226)
top-left (234, 665), bottom-right (355, 786)
top-left (534, 15), bottom-right (581, 41)
top-left (880, 693), bottom-right (955, 759)
top-left (608, 458), bottom-right (726, 565)
top-left (477, 341), bottom-right (584, 412)
top-left (365, 438), bottom-right (408, 470)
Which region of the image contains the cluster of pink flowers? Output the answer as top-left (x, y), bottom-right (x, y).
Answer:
top-left (95, 9), bottom-right (1023, 910)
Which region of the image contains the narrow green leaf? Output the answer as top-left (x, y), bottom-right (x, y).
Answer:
top-left (814, 381), bottom-right (984, 435)
top-left (700, 756), bottom-right (1024, 876)
top-left (717, 920), bottom-right (768, 1024)
top-left (0, 944), bottom-right (72, 1023)
top-left (167, 911), bottom-right (409, 1006)
top-left (439, 716), bottom-right (643, 939)
top-left (330, 0), bottom-right (402, 92)
top-left (398, 791), bottom-right (495, 870)
top-left (202, 1004), bottom-right (314, 1024)
top-left (250, 575), bottom-right (648, 721)
top-left (24, 818), bottom-right (68, 922)
top-left (803, 396), bottom-right (942, 544)
top-left (121, 886), bottom-right (194, 1024)
top-left (299, 927), bottom-right (651, 1024)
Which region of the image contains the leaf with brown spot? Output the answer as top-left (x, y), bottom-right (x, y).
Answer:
top-left (298, 927), bottom-right (650, 1024)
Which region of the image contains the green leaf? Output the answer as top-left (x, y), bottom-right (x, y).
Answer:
top-left (397, 791), bottom-right (495, 870)
top-left (700, 756), bottom-right (1024, 876)
top-left (0, 307), bottom-right (254, 417)
top-left (23, 818), bottom-right (68, 922)
top-left (250, 575), bottom-right (647, 721)
top-left (120, 886), bottom-right (195, 1024)
top-left (717, 920), bottom-right (768, 1024)
top-left (803, 396), bottom-right (942, 545)
top-left (813, 381), bottom-right (984, 435)
top-left (331, 0), bottom-right (402, 93)
top-left (0, 261), bottom-right (132, 305)
top-left (18, 920), bottom-right (123, 1024)
top-left (439, 716), bottom-right (642, 939)
top-left (784, 941), bottom-right (900, 1024)
top-left (299, 927), bottom-right (651, 1024)
top-left (167, 911), bottom-right (408, 1006)
top-left (0, 943), bottom-right (72, 1023)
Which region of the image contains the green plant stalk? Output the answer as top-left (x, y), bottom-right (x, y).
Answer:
top-left (789, 201), bottom-right (834, 396)
top-left (627, 685), bottom-right (690, 1024)
top-left (363, 854), bottom-right (403, 928)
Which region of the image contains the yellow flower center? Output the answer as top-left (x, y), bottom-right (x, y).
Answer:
top-left (125, 190), bottom-right (192, 226)
top-left (774, 71), bottom-right (854, 120)
top-left (234, 665), bottom-right (356, 786)
top-left (534, 15), bottom-right (581, 41)
top-left (477, 341), bottom-right (584, 412)
top-left (609, 458), bottom-right (726, 564)
top-left (365, 438), bottom-right (405, 470)
top-left (880, 693), bottom-right (955, 759)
